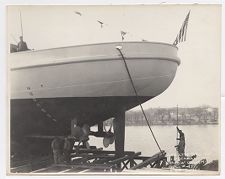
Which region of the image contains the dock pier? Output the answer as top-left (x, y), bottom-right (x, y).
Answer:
top-left (11, 147), bottom-right (167, 173)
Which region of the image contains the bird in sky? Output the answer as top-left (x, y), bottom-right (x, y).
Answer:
top-left (97, 20), bottom-right (104, 28)
top-left (74, 11), bottom-right (82, 16)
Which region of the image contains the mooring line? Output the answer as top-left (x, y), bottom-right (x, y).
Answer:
top-left (116, 47), bottom-right (163, 153)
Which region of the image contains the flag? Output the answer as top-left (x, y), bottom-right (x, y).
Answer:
top-left (121, 31), bottom-right (127, 41)
top-left (173, 11), bottom-right (190, 45)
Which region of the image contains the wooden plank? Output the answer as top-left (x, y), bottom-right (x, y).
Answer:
top-left (134, 156), bottom-right (153, 160)
top-left (54, 163), bottom-right (112, 169)
top-left (31, 167), bottom-right (50, 173)
top-left (77, 168), bottom-right (92, 173)
top-left (71, 153), bottom-right (114, 165)
top-left (121, 160), bottom-right (130, 170)
top-left (109, 152), bottom-right (141, 165)
top-left (68, 164), bottom-right (113, 171)
top-left (32, 165), bottom-right (70, 173)
top-left (71, 148), bottom-right (103, 154)
top-left (131, 151), bottom-right (166, 170)
top-left (58, 168), bottom-right (73, 173)
top-left (71, 150), bottom-right (139, 156)
top-left (92, 156), bottom-right (116, 164)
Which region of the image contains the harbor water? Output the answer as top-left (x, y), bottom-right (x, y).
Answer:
top-left (90, 125), bottom-right (219, 163)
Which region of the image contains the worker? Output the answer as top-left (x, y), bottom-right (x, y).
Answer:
top-left (71, 118), bottom-right (83, 139)
top-left (175, 126), bottom-right (185, 156)
top-left (71, 118), bottom-right (91, 149)
top-left (74, 125), bottom-right (90, 150)
top-left (63, 137), bottom-right (71, 163)
top-left (51, 137), bottom-right (61, 164)
top-left (17, 36), bottom-right (28, 52)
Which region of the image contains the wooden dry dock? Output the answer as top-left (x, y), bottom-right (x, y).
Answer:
top-left (11, 147), bottom-right (167, 173)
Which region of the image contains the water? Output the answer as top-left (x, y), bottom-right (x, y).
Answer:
top-left (89, 125), bottom-right (219, 163)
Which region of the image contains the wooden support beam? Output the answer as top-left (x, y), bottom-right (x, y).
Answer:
top-left (109, 152), bottom-right (141, 165)
top-left (71, 149), bottom-right (138, 156)
top-left (134, 156), bottom-right (153, 160)
top-left (98, 122), bottom-right (103, 133)
top-left (131, 151), bottom-right (166, 170)
top-left (77, 168), bottom-right (92, 173)
top-left (71, 148), bottom-right (103, 156)
top-left (54, 163), bottom-right (113, 170)
top-left (114, 110), bottom-right (125, 157)
top-left (130, 160), bottom-right (136, 168)
top-left (92, 157), bottom-right (115, 164)
top-left (72, 153), bottom-right (115, 165)
top-left (107, 152), bottom-right (141, 171)
top-left (109, 155), bottom-right (129, 164)
top-left (121, 160), bottom-right (130, 170)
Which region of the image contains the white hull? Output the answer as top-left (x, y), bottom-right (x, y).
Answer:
top-left (9, 42), bottom-right (180, 99)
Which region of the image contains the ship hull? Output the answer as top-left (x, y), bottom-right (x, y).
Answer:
top-left (9, 42), bottom-right (180, 158)
top-left (10, 96), bottom-right (151, 139)
top-left (10, 42), bottom-right (179, 99)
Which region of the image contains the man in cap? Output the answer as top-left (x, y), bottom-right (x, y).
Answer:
top-left (17, 36), bottom-right (28, 52)
top-left (175, 126), bottom-right (185, 156)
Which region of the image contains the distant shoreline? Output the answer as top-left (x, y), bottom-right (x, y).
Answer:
top-left (123, 106), bottom-right (218, 127)
top-left (124, 123), bottom-right (219, 126)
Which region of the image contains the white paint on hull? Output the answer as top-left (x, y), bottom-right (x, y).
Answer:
top-left (9, 42), bottom-right (179, 99)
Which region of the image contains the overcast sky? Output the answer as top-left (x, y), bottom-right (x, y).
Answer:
top-left (7, 5), bottom-right (221, 108)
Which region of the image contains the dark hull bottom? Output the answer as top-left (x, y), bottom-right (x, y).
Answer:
top-left (10, 96), bottom-right (153, 159)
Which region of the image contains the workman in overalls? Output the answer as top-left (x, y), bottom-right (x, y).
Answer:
top-left (175, 126), bottom-right (185, 156)
top-left (51, 137), bottom-right (61, 164)
top-left (63, 137), bottom-right (71, 163)
top-left (17, 36), bottom-right (28, 52)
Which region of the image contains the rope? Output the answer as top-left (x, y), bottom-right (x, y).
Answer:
top-left (116, 47), bottom-right (163, 153)
top-left (176, 105), bottom-right (179, 160)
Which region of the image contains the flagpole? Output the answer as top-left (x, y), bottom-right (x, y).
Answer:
top-left (176, 104), bottom-right (179, 160)
top-left (20, 11), bottom-right (23, 37)
top-left (177, 104), bottom-right (178, 128)
top-left (184, 11), bottom-right (190, 41)
top-left (173, 11), bottom-right (190, 45)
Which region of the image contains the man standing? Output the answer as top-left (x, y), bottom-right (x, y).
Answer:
top-left (175, 126), bottom-right (185, 156)
top-left (51, 137), bottom-right (61, 164)
top-left (63, 137), bottom-right (71, 163)
top-left (17, 36), bottom-right (28, 52)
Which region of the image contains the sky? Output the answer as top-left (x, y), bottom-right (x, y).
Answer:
top-left (7, 5), bottom-right (221, 108)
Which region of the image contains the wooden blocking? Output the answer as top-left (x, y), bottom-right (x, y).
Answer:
top-left (113, 111), bottom-right (125, 157)
top-left (131, 151), bottom-right (166, 170)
